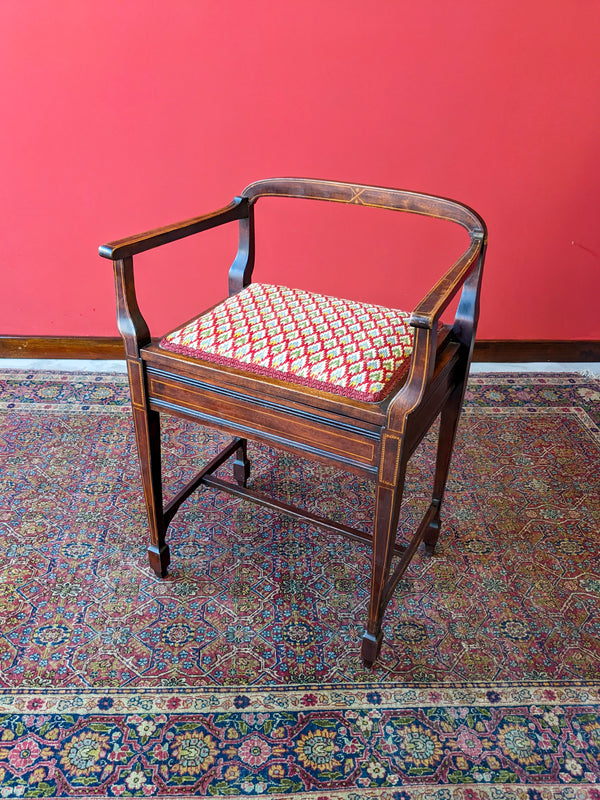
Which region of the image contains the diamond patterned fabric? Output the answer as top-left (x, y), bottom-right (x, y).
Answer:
top-left (159, 283), bottom-right (414, 401)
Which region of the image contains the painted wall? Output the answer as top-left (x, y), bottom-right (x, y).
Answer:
top-left (2, 1), bottom-right (599, 340)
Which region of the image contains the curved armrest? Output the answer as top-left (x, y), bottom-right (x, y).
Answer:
top-left (99, 197), bottom-right (248, 261)
top-left (409, 231), bottom-right (486, 329)
top-left (389, 230), bottom-right (487, 426)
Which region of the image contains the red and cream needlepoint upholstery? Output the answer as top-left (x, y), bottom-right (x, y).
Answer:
top-left (160, 284), bottom-right (414, 402)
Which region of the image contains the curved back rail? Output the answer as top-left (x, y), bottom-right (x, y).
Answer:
top-left (242, 177), bottom-right (485, 232)
top-left (231, 178), bottom-right (487, 331)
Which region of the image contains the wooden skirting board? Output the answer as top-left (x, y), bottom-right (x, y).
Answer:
top-left (0, 336), bottom-right (599, 362)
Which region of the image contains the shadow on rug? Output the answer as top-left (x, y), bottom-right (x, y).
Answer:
top-left (0, 370), bottom-right (599, 796)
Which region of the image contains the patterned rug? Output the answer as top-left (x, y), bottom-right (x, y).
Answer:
top-left (0, 369), bottom-right (599, 797)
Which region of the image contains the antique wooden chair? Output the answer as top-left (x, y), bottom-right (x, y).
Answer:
top-left (99, 178), bottom-right (487, 666)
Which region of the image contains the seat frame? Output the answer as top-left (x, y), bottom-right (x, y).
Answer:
top-left (99, 178), bottom-right (487, 666)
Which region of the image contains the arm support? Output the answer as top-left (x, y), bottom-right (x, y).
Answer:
top-left (113, 257), bottom-right (151, 359)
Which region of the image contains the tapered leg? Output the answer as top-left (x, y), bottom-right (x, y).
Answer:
top-left (233, 438), bottom-right (251, 487)
top-left (131, 404), bottom-right (170, 577)
top-left (361, 435), bottom-right (408, 667)
top-left (423, 377), bottom-right (467, 556)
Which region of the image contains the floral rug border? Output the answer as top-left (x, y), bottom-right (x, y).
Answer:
top-left (2, 371), bottom-right (600, 796)
top-left (1, 684), bottom-right (600, 715)
top-left (1, 685), bottom-right (599, 798)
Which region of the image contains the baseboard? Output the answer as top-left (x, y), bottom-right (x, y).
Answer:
top-left (1, 336), bottom-right (599, 362)
top-left (0, 337), bottom-right (126, 359)
top-left (473, 340), bottom-right (600, 362)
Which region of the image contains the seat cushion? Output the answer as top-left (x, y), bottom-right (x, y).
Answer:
top-left (159, 283), bottom-right (414, 402)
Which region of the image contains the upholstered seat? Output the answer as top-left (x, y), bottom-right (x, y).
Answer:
top-left (100, 177), bottom-right (487, 666)
top-left (160, 283), bottom-right (414, 402)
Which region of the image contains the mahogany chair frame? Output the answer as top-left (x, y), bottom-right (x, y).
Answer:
top-left (99, 178), bottom-right (487, 666)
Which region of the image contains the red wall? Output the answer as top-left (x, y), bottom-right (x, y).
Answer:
top-left (2, 1), bottom-right (599, 340)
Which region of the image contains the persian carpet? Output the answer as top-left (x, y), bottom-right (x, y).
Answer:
top-left (0, 369), bottom-right (599, 797)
